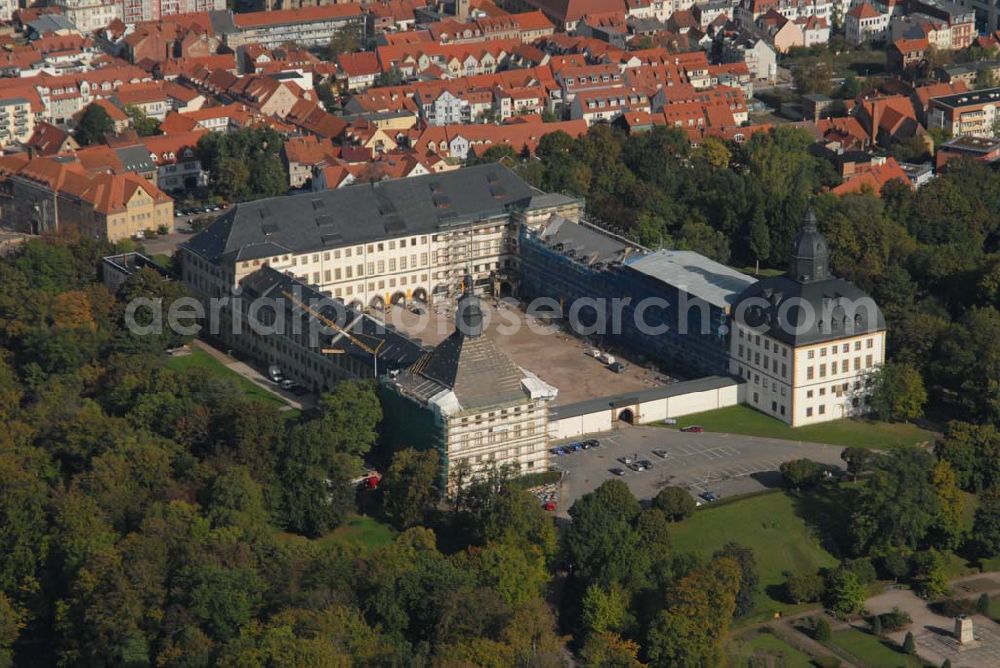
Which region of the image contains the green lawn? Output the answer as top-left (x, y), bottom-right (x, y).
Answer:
top-left (781, 46), bottom-right (887, 77)
top-left (666, 405), bottom-right (934, 449)
top-left (732, 629), bottom-right (817, 668)
top-left (165, 348), bottom-right (292, 411)
top-left (670, 490), bottom-right (839, 620)
top-left (988, 597), bottom-right (1000, 623)
top-left (278, 515), bottom-right (396, 553)
top-left (826, 628), bottom-right (928, 668)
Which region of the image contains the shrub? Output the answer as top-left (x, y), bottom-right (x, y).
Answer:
top-left (877, 607), bottom-right (912, 632)
top-left (902, 631), bottom-right (915, 654)
top-left (931, 598), bottom-right (976, 618)
top-left (977, 593), bottom-right (990, 615)
top-left (785, 572), bottom-right (825, 603)
top-left (815, 617), bottom-right (832, 642)
top-left (871, 614), bottom-right (882, 636)
top-left (814, 658), bottom-right (842, 668)
top-left (840, 558), bottom-right (877, 586)
top-left (157, 224), bottom-right (170, 235)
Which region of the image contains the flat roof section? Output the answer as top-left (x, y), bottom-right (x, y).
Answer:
top-left (550, 375), bottom-right (741, 420)
top-left (625, 249), bottom-right (756, 310)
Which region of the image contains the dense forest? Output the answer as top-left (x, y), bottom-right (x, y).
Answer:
top-left (1, 123), bottom-right (1000, 666)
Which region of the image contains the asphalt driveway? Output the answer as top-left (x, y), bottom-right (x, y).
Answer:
top-left (552, 425), bottom-right (845, 513)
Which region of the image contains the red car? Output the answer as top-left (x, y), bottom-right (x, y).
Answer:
top-left (543, 501), bottom-right (557, 512)
top-left (680, 425), bottom-right (704, 433)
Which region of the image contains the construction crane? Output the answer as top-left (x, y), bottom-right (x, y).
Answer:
top-left (282, 290), bottom-right (387, 378)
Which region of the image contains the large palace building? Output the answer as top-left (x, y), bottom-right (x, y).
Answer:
top-left (728, 211), bottom-right (886, 426)
top-left (180, 169), bottom-right (886, 447)
top-left (180, 165), bottom-right (580, 307)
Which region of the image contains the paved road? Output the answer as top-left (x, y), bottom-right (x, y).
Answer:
top-left (552, 425), bottom-right (845, 513)
top-left (142, 227), bottom-right (197, 257)
top-left (192, 339), bottom-right (313, 412)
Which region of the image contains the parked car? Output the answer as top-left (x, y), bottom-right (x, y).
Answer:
top-left (280, 379), bottom-right (294, 390)
top-left (609, 468), bottom-right (626, 476)
top-left (681, 425), bottom-right (704, 433)
top-left (618, 455), bottom-right (635, 465)
top-left (699, 491), bottom-right (720, 502)
top-left (583, 439), bottom-right (600, 448)
top-left (652, 449), bottom-right (669, 459)
top-left (543, 501), bottom-right (557, 512)
top-left (638, 459), bottom-right (653, 470)
top-left (569, 442), bottom-right (584, 452)
top-left (609, 361), bottom-right (625, 373)
top-left (550, 447), bottom-right (568, 456)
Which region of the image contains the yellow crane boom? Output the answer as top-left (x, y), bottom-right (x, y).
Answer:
top-left (281, 290), bottom-right (386, 372)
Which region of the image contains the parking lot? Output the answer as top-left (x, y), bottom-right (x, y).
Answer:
top-left (552, 425), bottom-right (845, 513)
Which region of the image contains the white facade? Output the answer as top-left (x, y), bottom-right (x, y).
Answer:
top-left (51, 0), bottom-right (122, 33)
top-left (730, 326), bottom-right (886, 426)
top-left (845, 5), bottom-right (890, 45)
top-left (0, 98), bottom-right (36, 146)
top-left (444, 400), bottom-right (552, 478)
top-left (550, 380), bottom-right (743, 440)
top-left (0, 0), bottom-right (16, 22)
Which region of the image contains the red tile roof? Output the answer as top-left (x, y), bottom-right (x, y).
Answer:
top-left (847, 2), bottom-right (882, 19)
top-left (831, 157), bottom-right (911, 196)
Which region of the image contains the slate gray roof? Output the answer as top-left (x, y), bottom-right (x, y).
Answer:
top-left (731, 275), bottom-right (885, 346)
top-left (184, 164), bottom-right (539, 264)
top-left (418, 331), bottom-right (527, 408)
top-left (392, 307), bottom-right (530, 413)
top-left (27, 15), bottom-right (74, 34)
top-left (238, 266), bottom-right (426, 371)
top-left (625, 250), bottom-right (756, 310)
top-left (115, 145), bottom-right (155, 174)
top-left (536, 216), bottom-right (634, 266)
top-left (208, 9), bottom-right (237, 35)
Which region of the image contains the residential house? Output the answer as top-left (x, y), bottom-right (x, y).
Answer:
top-left (220, 5), bottom-right (367, 49)
top-left (829, 155), bottom-right (912, 195)
top-left (23, 121), bottom-right (80, 156)
top-left (936, 135), bottom-right (1000, 168)
top-left (281, 134), bottom-right (339, 188)
top-left (569, 86), bottom-right (652, 125)
top-left (0, 154), bottom-right (174, 241)
top-left (495, 0), bottom-right (625, 31)
top-left (928, 87), bottom-right (1000, 137)
top-left (719, 35), bottom-right (777, 82)
top-left (888, 37), bottom-right (929, 73)
top-left (48, 0), bottom-right (121, 33)
top-left (845, 2), bottom-right (889, 45)
top-left (337, 52), bottom-right (381, 92)
top-left (143, 131), bottom-right (210, 193)
top-left (854, 93), bottom-right (925, 146)
top-left (908, 0), bottom-right (975, 49)
top-left (0, 97), bottom-right (36, 147)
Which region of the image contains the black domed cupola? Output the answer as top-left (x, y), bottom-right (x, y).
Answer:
top-left (789, 209), bottom-right (829, 283)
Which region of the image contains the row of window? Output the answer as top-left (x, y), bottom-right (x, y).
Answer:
top-left (736, 328), bottom-right (790, 358)
top-left (805, 355), bottom-right (873, 379)
top-left (457, 425), bottom-right (537, 448)
top-left (806, 338), bottom-right (874, 359)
